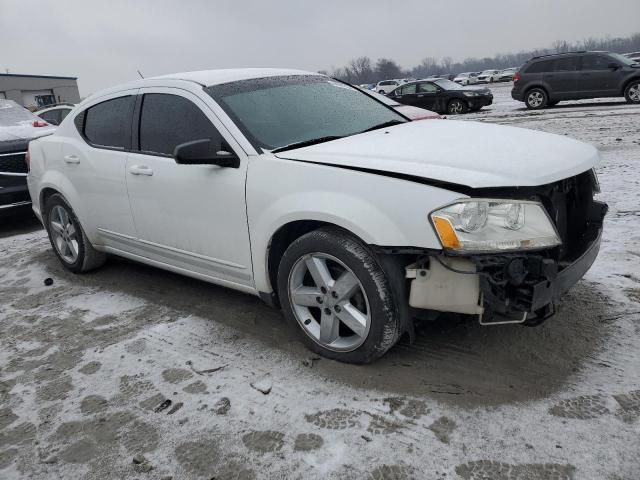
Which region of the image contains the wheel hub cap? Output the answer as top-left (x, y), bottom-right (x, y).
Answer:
top-left (49, 205), bottom-right (79, 264)
top-left (288, 253), bottom-right (371, 352)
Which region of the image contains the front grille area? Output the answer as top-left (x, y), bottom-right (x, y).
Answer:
top-left (532, 171), bottom-right (597, 261)
top-left (0, 152), bottom-right (28, 174)
top-left (467, 170), bottom-right (606, 322)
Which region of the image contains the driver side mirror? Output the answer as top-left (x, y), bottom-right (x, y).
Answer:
top-left (608, 62), bottom-right (620, 70)
top-left (174, 139), bottom-right (240, 168)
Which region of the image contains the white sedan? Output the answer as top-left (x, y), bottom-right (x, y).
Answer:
top-left (453, 72), bottom-right (479, 85)
top-left (477, 69), bottom-right (501, 83)
top-left (27, 69), bottom-right (606, 363)
top-left (35, 104), bottom-right (75, 126)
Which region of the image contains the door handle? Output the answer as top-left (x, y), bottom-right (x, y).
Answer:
top-left (417, 94), bottom-right (425, 98)
top-left (128, 165), bottom-right (153, 176)
top-left (63, 154), bottom-right (80, 164)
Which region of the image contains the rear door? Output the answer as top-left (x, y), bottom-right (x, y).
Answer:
top-left (62, 92), bottom-right (138, 241)
top-left (579, 54), bottom-right (621, 97)
top-left (415, 82), bottom-right (439, 110)
top-left (543, 56), bottom-right (580, 97)
top-left (390, 83), bottom-right (418, 106)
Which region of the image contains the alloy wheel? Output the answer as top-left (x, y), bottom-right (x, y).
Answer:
top-left (288, 253), bottom-right (371, 352)
top-left (449, 100), bottom-right (464, 114)
top-left (629, 84), bottom-right (640, 102)
top-left (527, 91), bottom-right (544, 108)
top-left (49, 205), bottom-right (79, 264)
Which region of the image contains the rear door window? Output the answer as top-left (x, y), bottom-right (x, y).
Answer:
top-left (82, 96), bottom-right (135, 149)
top-left (553, 57), bottom-right (580, 71)
top-left (525, 59), bottom-right (555, 73)
top-left (38, 109), bottom-right (62, 125)
top-left (138, 93), bottom-right (223, 156)
top-left (417, 82), bottom-right (438, 93)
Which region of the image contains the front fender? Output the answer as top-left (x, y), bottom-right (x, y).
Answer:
top-left (247, 155), bottom-right (465, 293)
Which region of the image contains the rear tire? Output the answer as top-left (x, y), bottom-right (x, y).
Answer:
top-left (447, 99), bottom-right (468, 115)
top-left (44, 193), bottom-right (106, 273)
top-left (525, 88), bottom-right (548, 109)
top-left (624, 80), bottom-right (640, 104)
top-left (277, 227), bottom-right (401, 364)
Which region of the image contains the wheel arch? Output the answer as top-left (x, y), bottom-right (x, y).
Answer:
top-left (524, 84), bottom-right (549, 97)
top-left (264, 219), bottom-right (373, 305)
top-left (39, 186), bottom-right (62, 214)
top-left (621, 76), bottom-right (640, 96)
top-left (36, 173), bottom-right (86, 234)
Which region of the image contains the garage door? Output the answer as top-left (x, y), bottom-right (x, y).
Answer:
top-left (22, 90), bottom-right (55, 109)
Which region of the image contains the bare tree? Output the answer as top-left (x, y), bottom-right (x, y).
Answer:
top-left (441, 56), bottom-right (453, 72)
top-left (375, 58), bottom-right (403, 80)
top-left (552, 40), bottom-right (569, 53)
top-left (348, 57), bottom-right (374, 84)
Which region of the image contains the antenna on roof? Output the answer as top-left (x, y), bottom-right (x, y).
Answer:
top-left (137, 70), bottom-right (144, 79)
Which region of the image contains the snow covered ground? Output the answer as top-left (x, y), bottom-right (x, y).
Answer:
top-left (1, 84), bottom-right (639, 479)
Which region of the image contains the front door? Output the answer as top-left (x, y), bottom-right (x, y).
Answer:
top-left (579, 54), bottom-right (621, 97)
top-left (125, 88), bottom-right (253, 288)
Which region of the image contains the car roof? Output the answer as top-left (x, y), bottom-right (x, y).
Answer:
top-left (152, 68), bottom-right (317, 86)
top-left (84, 68), bottom-right (321, 103)
top-left (530, 50), bottom-right (609, 61)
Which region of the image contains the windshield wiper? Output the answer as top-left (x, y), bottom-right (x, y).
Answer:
top-left (271, 136), bottom-right (345, 153)
top-left (359, 119), bottom-right (406, 134)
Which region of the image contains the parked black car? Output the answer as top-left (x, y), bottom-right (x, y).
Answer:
top-left (512, 51), bottom-right (640, 109)
top-left (388, 78), bottom-right (493, 115)
top-left (0, 100), bottom-right (55, 215)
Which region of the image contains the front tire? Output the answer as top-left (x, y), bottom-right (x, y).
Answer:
top-left (624, 80), bottom-right (640, 104)
top-left (44, 194), bottom-right (106, 273)
top-left (277, 227), bottom-right (400, 364)
top-left (447, 99), bottom-right (468, 115)
top-left (525, 88), bottom-right (548, 109)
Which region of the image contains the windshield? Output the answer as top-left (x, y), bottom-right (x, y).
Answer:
top-left (0, 100), bottom-right (37, 127)
top-left (206, 75), bottom-right (406, 151)
top-left (609, 52), bottom-right (638, 66)
top-left (363, 90), bottom-right (400, 106)
top-left (434, 79), bottom-right (464, 90)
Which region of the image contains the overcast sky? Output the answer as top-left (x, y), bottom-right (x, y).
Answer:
top-left (1, 0), bottom-right (638, 96)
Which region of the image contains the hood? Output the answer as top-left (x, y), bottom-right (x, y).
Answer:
top-left (274, 120), bottom-right (599, 189)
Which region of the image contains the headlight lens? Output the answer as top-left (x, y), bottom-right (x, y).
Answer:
top-left (463, 91), bottom-right (479, 97)
top-left (431, 200), bottom-right (561, 253)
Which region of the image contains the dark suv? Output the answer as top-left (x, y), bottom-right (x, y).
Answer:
top-left (512, 51), bottom-right (640, 109)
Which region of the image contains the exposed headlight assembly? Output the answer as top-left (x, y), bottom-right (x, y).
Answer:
top-left (430, 199), bottom-right (561, 253)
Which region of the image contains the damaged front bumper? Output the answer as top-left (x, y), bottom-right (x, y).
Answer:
top-left (406, 200), bottom-right (607, 325)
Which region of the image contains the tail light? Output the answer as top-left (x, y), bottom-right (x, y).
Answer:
top-left (32, 119), bottom-right (48, 127)
top-left (25, 150), bottom-right (31, 172)
top-left (513, 72), bottom-right (521, 83)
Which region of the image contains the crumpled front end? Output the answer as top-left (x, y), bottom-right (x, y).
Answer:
top-left (405, 169), bottom-right (607, 325)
